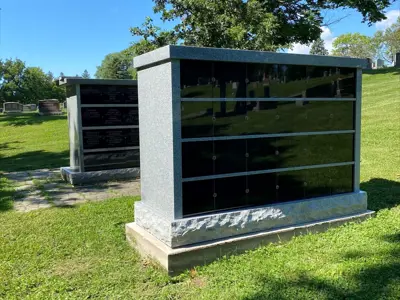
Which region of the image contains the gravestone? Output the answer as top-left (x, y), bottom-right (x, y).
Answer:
top-left (58, 78), bottom-right (139, 185)
top-left (395, 53), bottom-right (400, 67)
top-left (365, 58), bottom-right (373, 69)
top-left (38, 99), bottom-right (62, 115)
top-left (29, 104), bottom-right (37, 111)
top-left (126, 45), bottom-right (373, 274)
top-left (3, 102), bottom-right (23, 113)
top-left (22, 105), bottom-right (32, 112)
top-left (63, 101), bottom-right (67, 109)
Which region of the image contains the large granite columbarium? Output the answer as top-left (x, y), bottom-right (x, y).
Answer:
top-left (58, 77), bottom-right (140, 185)
top-left (126, 45), bottom-right (374, 274)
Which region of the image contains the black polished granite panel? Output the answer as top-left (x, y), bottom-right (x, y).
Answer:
top-left (213, 62), bottom-right (247, 98)
top-left (214, 176), bottom-right (247, 210)
top-left (213, 101), bottom-right (247, 136)
top-left (84, 149), bottom-right (140, 171)
top-left (247, 138), bottom-right (277, 171)
top-left (328, 165), bottom-right (354, 194)
top-left (182, 141), bottom-right (213, 178)
top-left (182, 180), bottom-right (215, 216)
top-left (181, 60), bottom-right (214, 98)
top-left (247, 63), bottom-right (272, 98)
top-left (269, 64), bottom-right (307, 98)
top-left (82, 128), bottom-right (140, 150)
top-left (214, 139), bottom-right (246, 175)
top-left (80, 85), bottom-right (138, 104)
top-left (181, 102), bottom-right (214, 138)
top-left (276, 170), bottom-right (307, 202)
top-left (247, 173), bottom-right (277, 206)
top-left (81, 107), bottom-right (139, 127)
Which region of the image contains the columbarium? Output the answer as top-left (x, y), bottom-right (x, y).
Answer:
top-left (126, 45), bottom-right (373, 274)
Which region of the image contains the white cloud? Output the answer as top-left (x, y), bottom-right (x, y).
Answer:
top-left (375, 10), bottom-right (400, 30)
top-left (287, 26), bottom-right (336, 55)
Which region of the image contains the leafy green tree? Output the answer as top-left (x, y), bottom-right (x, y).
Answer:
top-left (82, 69), bottom-right (91, 79)
top-left (0, 58), bottom-right (26, 102)
top-left (141, 0), bottom-right (391, 51)
top-left (374, 17), bottom-right (400, 64)
top-left (95, 51), bottom-right (135, 79)
top-left (332, 33), bottom-right (378, 59)
top-left (310, 38), bottom-right (329, 55)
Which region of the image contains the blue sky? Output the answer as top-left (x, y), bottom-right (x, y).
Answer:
top-left (0, 0), bottom-right (399, 77)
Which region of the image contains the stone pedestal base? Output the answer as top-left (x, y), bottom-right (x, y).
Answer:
top-left (38, 111), bottom-right (64, 116)
top-left (60, 167), bottom-right (140, 185)
top-left (126, 209), bottom-right (375, 275)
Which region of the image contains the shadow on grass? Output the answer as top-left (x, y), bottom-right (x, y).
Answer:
top-left (0, 113), bottom-right (67, 127)
top-left (361, 178), bottom-right (400, 211)
top-left (0, 150), bottom-right (69, 173)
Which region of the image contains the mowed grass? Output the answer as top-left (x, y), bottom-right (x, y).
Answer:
top-left (0, 68), bottom-right (399, 299)
top-left (0, 113), bottom-right (69, 172)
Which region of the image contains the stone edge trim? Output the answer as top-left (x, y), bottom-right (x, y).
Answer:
top-left (134, 191), bottom-right (367, 248)
top-left (60, 167), bottom-right (140, 185)
top-left (126, 209), bottom-right (375, 274)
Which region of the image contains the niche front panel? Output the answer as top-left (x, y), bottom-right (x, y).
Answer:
top-left (180, 60), bottom-right (357, 217)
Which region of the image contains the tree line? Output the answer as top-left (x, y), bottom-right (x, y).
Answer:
top-left (0, 59), bottom-right (92, 104)
top-left (95, 0), bottom-right (398, 80)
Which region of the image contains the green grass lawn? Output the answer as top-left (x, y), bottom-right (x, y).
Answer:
top-left (0, 113), bottom-right (69, 172)
top-left (0, 68), bottom-right (399, 299)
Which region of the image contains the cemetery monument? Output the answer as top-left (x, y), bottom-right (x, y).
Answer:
top-left (38, 99), bottom-right (62, 115)
top-left (126, 45), bottom-right (374, 274)
top-left (58, 77), bottom-right (139, 185)
top-left (3, 102), bottom-right (23, 113)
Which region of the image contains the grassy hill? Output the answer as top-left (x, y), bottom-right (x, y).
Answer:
top-left (0, 68), bottom-right (399, 299)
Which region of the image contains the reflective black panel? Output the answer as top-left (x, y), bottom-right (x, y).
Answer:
top-left (213, 101), bottom-right (247, 136)
top-left (247, 173), bottom-right (277, 206)
top-left (214, 176), bottom-right (247, 210)
top-left (80, 85), bottom-right (138, 104)
top-left (304, 168), bottom-right (332, 199)
top-left (81, 107), bottom-right (138, 127)
top-left (214, 62), bottom-right (247, 98)
top-left (247, 64), bottom-right (272, 98)
top-left (270, 65), bottom-right (307, 98)
top-left (82, 128), bottom-right (139, 150)
top-left (337, 68), bottom-right (356, 98)
top-left (181, 102), bottom-right (213, 138)
top-left (275, 136), bottom-right (303, 168)
top-left (306, 66), bottom-right (337, 98)
top-left (84, 149), bottom-right (140, 171)
top-left (214, 139), bottom-right (246, 175)
top-left (181, 60), bottom-right (214, 98)
top-left (276, 170), bottom-right (307, 202)
top-left (247, 138), bottom-right (276, 171)
top-left (182, 141), bottom-right (213, 178)
top-left (182, 180), bottom-right (215, 216)
top-left (328, 165), bottom-right (354, 194)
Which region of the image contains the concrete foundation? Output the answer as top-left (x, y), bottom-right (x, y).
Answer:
top-left (60, 167), bottom-right (140, 185)
top-left (126, 210), bottom-right (375, 275)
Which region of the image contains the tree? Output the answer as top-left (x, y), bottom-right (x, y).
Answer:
top-left (0, 58), bottom-right (65, 104)
top-left (374, 17), bottom-right (400, 64)
top-left (332, 33), bottom-right (378, 59)
top-left (310, 38), bottom-right (329, 55)
top-left (82, 69), bottom-right (91, 79)
top-left (95, 51), bottom-right (135, 79)
top-left (59, 72), bottom-right (65, 78)
top-left (134, 0), bottom-right (392, 51)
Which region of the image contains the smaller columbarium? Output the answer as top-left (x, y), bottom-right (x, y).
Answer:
top-left (127, 45), bottom-right (374, 274)
top-left (59, 77), bottom-right (139, 185)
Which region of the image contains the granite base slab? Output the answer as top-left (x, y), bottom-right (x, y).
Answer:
top-left (126, 209), bottom-right (375, 275)
top-left (60, 167), bottom-right (140, 185)
top-left (38, 112), bottom-right (64, 116)
top-left (135, 191), bottom-right (368, 248)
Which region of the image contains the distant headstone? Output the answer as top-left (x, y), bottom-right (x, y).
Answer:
top-left (22, 105), bottom-right (32, 112)
top-left (395, 53), bottom-right (400, 67)
top-left (3, 102), bottom-right (23, 113)
top-left (29, 104), bottom-right (37, 111)
top-left (376, 59), bottom-right (384, 69)
top-left (365, 58), bottom-right (372, 69)
top-left (0, 108), bottom-right (3, 113)
top-left (38, 99), bottom-right (62, 115)
top-left (63, 101), bottom-right (67, 109)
